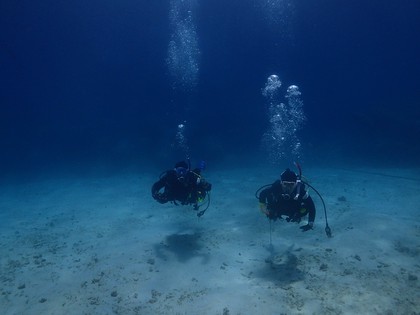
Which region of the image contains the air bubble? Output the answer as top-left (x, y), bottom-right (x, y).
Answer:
top-left (261, 75), bottom-right (306, 164)
top-left (167, 0), bottom-right (200, 91)
top-left (175, 121), bottom-right (190, 156)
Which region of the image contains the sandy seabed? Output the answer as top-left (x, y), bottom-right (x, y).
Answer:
top-left (0, 165), bottom-right (419, 315)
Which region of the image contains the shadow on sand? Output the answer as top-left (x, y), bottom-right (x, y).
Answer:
top-left (254, 246), bottom-right (305, 285)
top-left (154, 232), bottom-right (210, 264)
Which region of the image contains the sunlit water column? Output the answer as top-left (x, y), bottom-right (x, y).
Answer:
top-left (167, 0), bottom-right (200, 91)
top-left (262, 75), bottom-right (305, 164)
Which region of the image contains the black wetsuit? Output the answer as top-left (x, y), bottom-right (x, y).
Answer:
top-left (152, 168), bottom-right (211, 207)
top-left (259, 180), bottom-right (316, 223)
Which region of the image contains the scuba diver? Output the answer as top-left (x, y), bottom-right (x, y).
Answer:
top-left (258, 168), bottom-right (315, 231)
top-left (151, 160), bottom-right (212, 217)
top-left (256, 162), bottom-right (332, 236)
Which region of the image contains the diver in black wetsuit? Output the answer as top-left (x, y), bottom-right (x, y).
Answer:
top-left (257, 168), bottom-right (316, 231)
top-left (151, 161), bottom-right (212, 217)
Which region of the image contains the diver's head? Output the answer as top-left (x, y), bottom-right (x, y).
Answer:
top-left (174, 161), bottom-right (189, 177)
top-left (198, 160), bottom-right (206, 171)
top-left (280, 168), bottom-right (297, 195)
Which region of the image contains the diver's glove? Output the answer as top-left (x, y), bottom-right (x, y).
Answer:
top-left (201, 180), bottom-right (212, 191)
top-left (300, 222), bottom-right (314, 232)
top-left (259, 203), bottom-right (269, 216)
top-left (153, 193), bottom-right (168, 204)
top-left (287, 215), bottom-right (301, 223)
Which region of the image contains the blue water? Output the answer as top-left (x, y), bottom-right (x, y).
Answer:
top-left (1, 2), bottom-right (420, 314)
top-left (1, 0), bottom-right (419, 175)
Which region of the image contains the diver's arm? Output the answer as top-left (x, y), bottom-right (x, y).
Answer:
top-left (299, 197), bottom-right (316, 231)
top-left (258, 189), bottom-right (270, 216)
top-left (151, 176), bottom-right (168, 203)
top-left (306, 196), bottom-right (316, 225)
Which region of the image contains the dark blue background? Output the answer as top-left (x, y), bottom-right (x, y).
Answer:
top-left (1, 0), bottom-right (419, 174)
